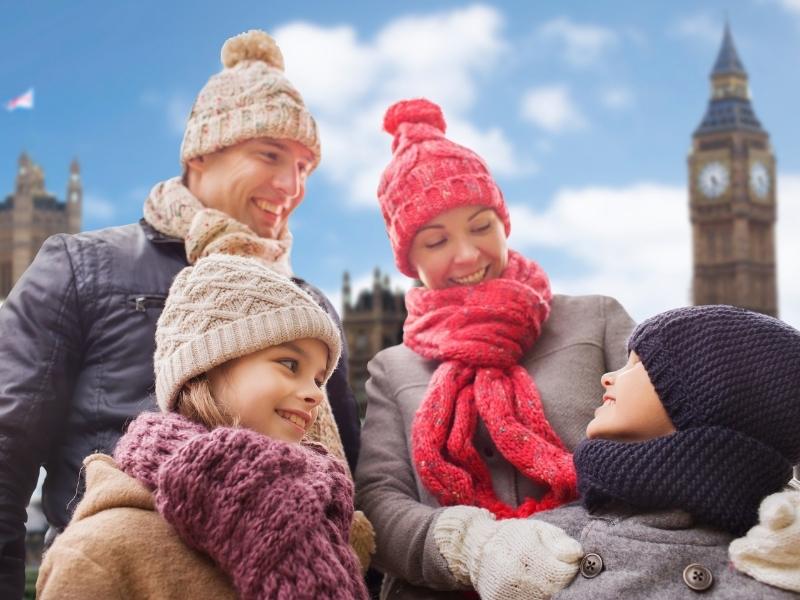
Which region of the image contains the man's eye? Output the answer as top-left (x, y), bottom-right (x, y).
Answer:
top-left (262, 152), bottom-right (279, 161)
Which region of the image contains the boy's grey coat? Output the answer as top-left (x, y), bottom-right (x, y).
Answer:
top-left (534, 503), bottom-right (796, 599)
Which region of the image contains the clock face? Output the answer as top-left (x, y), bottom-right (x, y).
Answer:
top-left (698, 161), bottom-right (730, 198)
top-left (749, 161), bottom-right (770, 199)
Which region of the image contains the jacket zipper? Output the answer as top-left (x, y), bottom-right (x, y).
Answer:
top-left (129, 295), bottom-right (166, 312)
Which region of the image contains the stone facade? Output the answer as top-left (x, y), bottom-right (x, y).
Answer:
top-left (0, 153), bottom-right (82, 298)
top-left (341, 269), bottom-right (407, 417)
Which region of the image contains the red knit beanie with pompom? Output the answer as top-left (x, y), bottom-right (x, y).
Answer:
top-left (377, 98), bottom-right (511, 278)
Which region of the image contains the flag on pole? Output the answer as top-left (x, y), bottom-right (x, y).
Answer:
top-left (5, 88), bottom-right (34, 111)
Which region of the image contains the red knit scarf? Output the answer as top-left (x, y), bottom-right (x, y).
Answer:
top-left (406, 250), bottom-right (577, 519)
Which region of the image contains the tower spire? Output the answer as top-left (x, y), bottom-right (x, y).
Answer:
top-left (711, 21), bottom-right (746, 77)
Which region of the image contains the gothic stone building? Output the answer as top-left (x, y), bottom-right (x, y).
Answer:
top-left (689, 24), bottom-right (777, 316)
top-left (341, 268), bottom-right (406, 417)
top-left (0, 153), bottom-right (82, 297)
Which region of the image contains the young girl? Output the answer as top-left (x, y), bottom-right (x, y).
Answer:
top-left (526, 304), bottom-right (800, 598)
top-left (37, 254), bottom-right (370, 599)
top-left (355, 98), bottom-right (634, 599)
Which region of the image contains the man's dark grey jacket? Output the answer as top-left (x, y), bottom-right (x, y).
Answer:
top-left (0, 220), bottom-right (361, 598)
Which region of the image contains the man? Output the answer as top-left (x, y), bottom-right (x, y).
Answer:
top-left (0, 30), bottom-right (361, 598)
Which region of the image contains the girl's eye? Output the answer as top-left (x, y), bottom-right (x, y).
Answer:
top-left (425, 238), bottom-right (446, 249)
top-left (262, 152), bottom-right (280, 162)
top-left (314, 379), bottom-right (324, 389)
top-left (277, 359), bottom-right (298, 372)
top-left (472, 222), bottom-right (491, 233)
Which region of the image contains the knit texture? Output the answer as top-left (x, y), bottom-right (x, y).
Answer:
top-left (730, 490), bottom-right (800, 592)
top-left (432, 505), bottom-right (582, 599)
top-left (181, 30), bottom-right (320, 169)
top-left (406, 250), bottom-right (577, 519)
top-left (154, 254), bottom-right (341, 411)
top-left (576, 305), bottom-right (800, 535)
top-left (143, 177), bottom-right (293, 274)
top-left (377, 98), bottom-right (510, 278)
top-left (115, 412), bottom-right (368, 600)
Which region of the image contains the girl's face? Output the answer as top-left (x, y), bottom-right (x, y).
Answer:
top-left (408, 205), bottom-right (508, 290)
top-left (207, 338), bottom-right (328, 443)
top-left (585, 351), bottom-right (676, 442)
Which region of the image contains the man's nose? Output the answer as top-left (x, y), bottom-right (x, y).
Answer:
top-left (273, 163), bottom-right (301, 201)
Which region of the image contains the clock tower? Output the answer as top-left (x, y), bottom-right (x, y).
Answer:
top-left (689, 23), bottom-right (777, 316)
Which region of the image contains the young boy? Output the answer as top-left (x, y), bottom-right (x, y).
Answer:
top-left (532, 304), bottom-right (800, 598)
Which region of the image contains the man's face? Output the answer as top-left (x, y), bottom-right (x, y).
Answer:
top-left (187, 138), bottom-right (315, 239)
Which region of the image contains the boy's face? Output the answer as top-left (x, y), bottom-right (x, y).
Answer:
top-left (585, 351), bottom-right (676, 442)
top-left (207, 338), bottom-right (328, 443)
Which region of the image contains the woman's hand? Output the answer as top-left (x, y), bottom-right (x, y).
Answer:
top-left (433, 506), bottom-right (582, 599)
top-left (730, 490), bottom-right (800, 592)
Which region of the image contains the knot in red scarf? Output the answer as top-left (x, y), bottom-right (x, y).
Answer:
top-left (405, 251), bottom-right (577, 519)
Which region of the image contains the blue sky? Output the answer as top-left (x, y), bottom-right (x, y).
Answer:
top-left (2, 0), bottom-right (799, 327)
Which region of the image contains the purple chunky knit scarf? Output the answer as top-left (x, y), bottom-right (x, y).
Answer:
top-left (114, 412), bottom-right (368, 600)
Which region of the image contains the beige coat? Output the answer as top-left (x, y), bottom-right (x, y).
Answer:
top-left (354, 294), bottom-right (635, 599)
top-left (37, 454), bottom-right (234, 600)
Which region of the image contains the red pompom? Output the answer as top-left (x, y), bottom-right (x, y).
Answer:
top-left (383, 98), bottom-right (446, 136)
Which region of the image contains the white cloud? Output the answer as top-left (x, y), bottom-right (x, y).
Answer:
top-left (140, 91), bottom-right (192, 136)
top-left (508, 177), bottom-right (800, 329)
top-left (83, 193), bottom-right (115, 221)
top-left (537, 16), bottom-right (619, 67)
top-left (777, 0), bottom-right (800, 16)
top-left (671, 14), bottom-right (722, 45)
top-left (520, 85), bottom-right (587, 133)
top-left (274, 5), bottom-right (527, 207)
top-left (600, 86), bottom-right (635, 110)
top-left (776, 174), bottom-right (800, 328)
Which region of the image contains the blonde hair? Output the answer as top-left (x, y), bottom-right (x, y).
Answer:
top-left (174, 375), bottom-right (240, 429)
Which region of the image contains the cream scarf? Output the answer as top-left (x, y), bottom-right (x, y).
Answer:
top-left (143, 177), bottom-right (293, 276)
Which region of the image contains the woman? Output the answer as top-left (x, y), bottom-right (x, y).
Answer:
top-left (355, 98), bottom-right (635, 599)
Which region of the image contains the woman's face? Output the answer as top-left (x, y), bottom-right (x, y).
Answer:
top-left (408, 205), bottom-right (508, 290)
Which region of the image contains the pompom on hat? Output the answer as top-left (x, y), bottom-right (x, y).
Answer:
top-left (377, 98), bottom-right (511, 278)
top-left (154, 254), bottom-right (341, 412)
top-left (180, 30), bottom-right (320, 170)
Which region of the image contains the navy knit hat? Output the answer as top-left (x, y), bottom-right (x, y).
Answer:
top-left (628, 304), bottom-right (800, 461)
top-left (575, 305), bottom-right (800, 535)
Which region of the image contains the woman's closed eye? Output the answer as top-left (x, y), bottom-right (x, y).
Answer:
top-left (471, 222), bottom-right (491, 234)
top-left (425, 238), bottom-right (446, 249)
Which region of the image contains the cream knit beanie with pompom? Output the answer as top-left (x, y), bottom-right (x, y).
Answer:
top-left (180, 30), bottom-right (320, 169)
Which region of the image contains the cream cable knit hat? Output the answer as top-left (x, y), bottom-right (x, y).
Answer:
top-left (154, 254), bottom-right (341, 412)
top-left (180, 30), bottom-right (320, 169)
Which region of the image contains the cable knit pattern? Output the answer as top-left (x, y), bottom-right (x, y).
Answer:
top-left (377, 98), bottom-right (510, 278)
top-left (406, 250), bottom-right (577, 519)
top-left (180, 30), bottom-right (320, 169)
top-left (143, 177), bottom-right (294, 275)
top-left (153, 254), bottom-right (342, 411)
top-left (116, 412), bottom-right (368, 600)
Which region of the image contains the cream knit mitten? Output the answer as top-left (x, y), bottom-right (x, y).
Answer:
top-left (730, 490), bottom-right (800, 592)
top-left (434, 506), bottom-right (582, 600)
